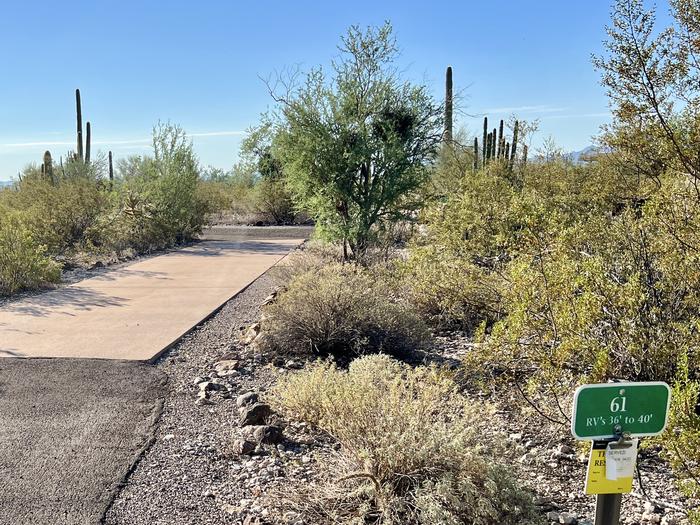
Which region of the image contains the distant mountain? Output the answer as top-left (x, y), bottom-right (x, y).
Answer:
top-left (568, 145), bottom-right (609, 163)
top-left (0, 180), bottom-right (14, 188)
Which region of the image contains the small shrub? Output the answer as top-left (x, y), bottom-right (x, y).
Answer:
top-left (400, 245), bottom-right (502, 330)
top-left (0, 213), bottom-right (60, 295)
top-left (259, 264), bottom-right (430, 361)
top-left (253, 176), bottom-right (295, 224)
top-left (271, 355), bottom-right (542, 525)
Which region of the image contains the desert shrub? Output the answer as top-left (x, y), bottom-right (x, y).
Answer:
top-left (399, 245), bottom-right (502, 330)
top-left (9, 167), bottom-right (109, 254)
top-left (112, 125), bottom-right (209, 246)
top-left (149, 123), bottom-right (208, 242)
top-left (0, 212), bottom-right (60, 295)
top-left (260, 264), bottom-right (430, 361)
top-left (271, 355), bottom-right (542, 525)
top-left (196, 179), bottom-right (235, 222)
top-left (253, 176), bottom-right (295, 224)
top-left (267, 240), bottom-right (342, 286)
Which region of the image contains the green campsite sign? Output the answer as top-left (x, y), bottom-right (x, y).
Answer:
top-left (571, 382), bottom-right (671, 440)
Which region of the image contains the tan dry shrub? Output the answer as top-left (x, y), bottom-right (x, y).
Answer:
top-left (260, 264), bottom-right (430, 361)
top-left (270, 355), bottom-right (541, 525)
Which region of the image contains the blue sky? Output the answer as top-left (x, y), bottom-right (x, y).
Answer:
top-left (0, 0), bottom-right (673, 180)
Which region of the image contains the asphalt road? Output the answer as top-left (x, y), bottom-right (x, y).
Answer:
top-left (0, 359), bottom-right (166, 525)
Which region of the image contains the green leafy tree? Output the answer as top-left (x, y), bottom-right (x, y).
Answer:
top-left (594, 0), bottom-right (700, 193)
top-left (272, 22), bottom-right (443, 259)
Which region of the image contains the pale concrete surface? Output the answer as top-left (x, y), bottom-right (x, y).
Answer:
top-left (0, 237), bottom-right (303, 361)
top-left (0, 358), bottom-right (166, 525)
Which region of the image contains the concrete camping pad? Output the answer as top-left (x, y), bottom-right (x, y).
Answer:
top-left (0, 237), bottom-right (303, 361)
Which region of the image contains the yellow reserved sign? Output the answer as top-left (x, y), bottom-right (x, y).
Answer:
top-left (584, 440), bottom-right (637, 494)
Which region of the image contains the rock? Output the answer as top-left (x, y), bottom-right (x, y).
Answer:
top-left (199, 380), bottom-right (227, 392)
top-left (509, 433), bottom-right (523, 441)
top-left (261, 292), bottom-right (278, 306)
top-left (557, 444), bottom-right (575, 455)
top-left (242, 323), bottom-right (261, 344)
top-left (192, 376), bottom-right (209, 385)
top-left (661, 516), bottom-right (678, 525)
top-left (195, 396), bottom-right (214, 406)
top-left (547, 511), bottom-right (560, 522)
top-left (237, 392), bottom-right (260, 407)
top-left (534, 497), bottom-right (557, 511)
top-left (558, 512), bottom-right (577, 525)
top-left (642, 513), bottom-right (661, 524)
top-left (284, 359), bottom-right (303, 369)
top-left (214, 359), bottom-right (240, 375)
top-left (240, 403), bottom-right (272, 426)
top-left (644, 502), bottom-right (656, 513)
top-left (252, 425), bottom-right (283, 444)
top-left (231, 438), bottom-right (256, 456)
top-left (163, 434), bottom-right (175, 441)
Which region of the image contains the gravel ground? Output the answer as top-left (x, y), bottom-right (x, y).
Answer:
top-left (104, 267), bottom-right (323, 525)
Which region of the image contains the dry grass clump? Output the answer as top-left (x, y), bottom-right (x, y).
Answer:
top-left (270, 355), bottom-right (542, 525)
top-left (260, 264), bottom-right (430, 362)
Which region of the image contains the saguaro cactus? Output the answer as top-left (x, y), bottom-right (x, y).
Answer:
top-left (41, 150), bottom-right (54, 183)
top-left (482, 117), bottom-right (488, 164)
top-left (108, 151), bottom-right (114, 187)
top-left (476, 115), bottom-right (523, 170)
top-left (76, 89), bottom-right (83, 161)
top-left (445, 66), bottom-right (453, 143)
top-left (497, 120), bottom-right (504, 159)
top-left (509, 120), bottom-right (519, 171)
top-left (85, 122), bottom-right (91, 164)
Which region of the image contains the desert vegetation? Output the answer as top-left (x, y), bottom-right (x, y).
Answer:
top-left (237, 3), bottom-right (699, 523)
top-left (0, 93), bottom-right (306, 297)
top-left (3, 1), bottom-right (700, 523)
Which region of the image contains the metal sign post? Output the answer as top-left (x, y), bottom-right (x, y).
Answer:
top-left (571, 381), bottom-right (671, 525)
top-left (594, 493), bottom-right (622, 525)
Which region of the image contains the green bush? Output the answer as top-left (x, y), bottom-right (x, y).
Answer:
top-left (259, 264), bottom-right (430, 361)
top-left (253, 176), bottom-right (295, 224)
top-left (271, 355), bottom-right (542, 525)
top-left (399, 245), bottom-right (502, 330)
top-left (0, 212), bottom-right (60, 295)
top-left (9, 167), bottom-right (109, 254)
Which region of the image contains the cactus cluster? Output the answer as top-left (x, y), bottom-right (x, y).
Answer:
top-left (472, 116), bottom-right (524, 171)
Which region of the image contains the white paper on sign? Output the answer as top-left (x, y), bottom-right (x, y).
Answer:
top-left (605, 439), bottom-right (639, 481)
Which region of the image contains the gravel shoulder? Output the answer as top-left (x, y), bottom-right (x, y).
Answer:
top-left (0, 359), bottom-right (166, 525)
top-left (104, 271), bottom-right (286, 524)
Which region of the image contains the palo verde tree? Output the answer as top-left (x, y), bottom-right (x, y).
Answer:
top-left (271, 22), bottom-right (443, 260)
top-left (594, 0), bottom-right (700, 194)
